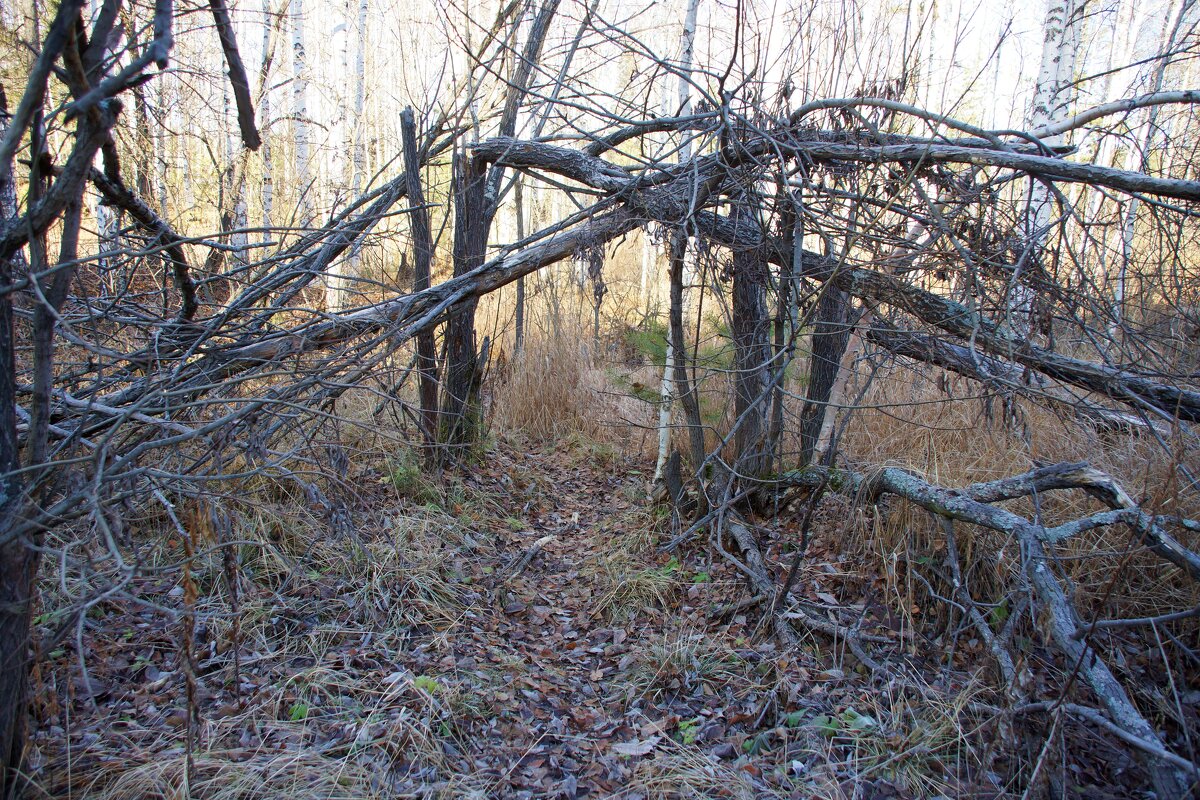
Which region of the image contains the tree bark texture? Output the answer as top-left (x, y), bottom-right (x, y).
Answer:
top-left (730, 244), bottom-right (772, 478)
top-left (401, 108), bottom-right (438, 462)
top-left (798, 287), bottom-right (853, 467)
top-left (668, 232), bottom-right (707, 477)
top-left (441, 152), bottom-right (492, 453)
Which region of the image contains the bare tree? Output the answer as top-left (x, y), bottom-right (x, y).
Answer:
top-left (2, 0), bottom-right (1200, 795)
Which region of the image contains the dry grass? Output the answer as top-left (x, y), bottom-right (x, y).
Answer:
top-left (825, 675), bottom-right (988, 798)
top-left (828, 362), bottom-right (1200, 644)
top-left (623, 626), bottom-right (748, 702)
top-left (616, 670), bottom-right (987, 799)
top-left (33, 492), bottom-right (487, 800)
top-left (622, 747), bottom-right (774, 799)
top-left (63, 750), bottom-right (389, 800)
top-left (592, 550), bottom-right (681, 622)
top-left (490, 334), bottom-right (610, 441)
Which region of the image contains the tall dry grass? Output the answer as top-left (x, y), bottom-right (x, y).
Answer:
top-left (489, 333), bottom-right (610, 441)
top-left (829, 362), bottom-right (1200, 625)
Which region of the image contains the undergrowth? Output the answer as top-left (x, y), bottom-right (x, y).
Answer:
top-left (26, 308), bottom-right (1200, 799)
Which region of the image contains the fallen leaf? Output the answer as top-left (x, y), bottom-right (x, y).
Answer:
top-left (611, 736), bottom-right (659, 756)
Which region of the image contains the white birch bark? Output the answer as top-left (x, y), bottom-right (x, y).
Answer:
top-left (1016, 0), bottom-right (1083, 337)
top-left (290, 0), bottom-right (313, 231)
top-left (1078, 0), bottom-right (1138, 278)
top-left (261, 0), bottom-right (274, 236)
top-left (652, 0), bottom-right (701, 491)
top-left (324, 7), bottom-right (354, 311)
top-left (155, 78), bottom-right (169, 217)
top-left (342, 0), bottom-right (369, 304)
top-left (1117, 0), bottom-right (1197, 329)
top-left (225, 84), bottom-right (249, 275)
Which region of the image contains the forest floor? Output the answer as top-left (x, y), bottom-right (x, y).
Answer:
top-left (26, 433), bottom-right (1145, 799)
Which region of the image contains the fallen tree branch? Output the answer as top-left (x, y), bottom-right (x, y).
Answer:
top-left (775, 460), bottom-right (1195, 797)
top-left (862, 321), bottom-right (1170, 436)
top-left (839, 269), bottom-right (1200, 424)
top-left (941, 518), bottom-right (1024, 696)
top-left (722, 514), bottom-right (798, 648)
top-left (1015, 702), bottom-right (1200, 781)
top-left (792, 140), bottom-right (1200, 202)
top-left (84, 166), bottom-right (197, 322)
top-left (1030, 90), bottom-right (1200, 140)
top-left (1075, 604), bottom-right (1200, 637)
top-left (472, 135), bottom-right (1200, 426)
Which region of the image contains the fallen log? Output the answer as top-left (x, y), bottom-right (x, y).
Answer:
top-left (863, 321), bottom-right (1174, 435)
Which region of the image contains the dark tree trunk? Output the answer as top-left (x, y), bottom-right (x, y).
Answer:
top-left (440, 152), bottom-right (492, 454)
top-left (769, 188), bottom-right (802, 465)
top-left (0, 536), bottom-right (34, 800)
top-left (401, 108), bottom-right (439, 464)
top-left (0, 82), bottom-right (31, 797)
top-left (731, 245), bottom-right (772, 479)
top-left (798, 286), bottom-right (854, 466)
top-left (2, 172), bottom-right (84, 800)
top-left (0, 239), bottom-right (28, 800)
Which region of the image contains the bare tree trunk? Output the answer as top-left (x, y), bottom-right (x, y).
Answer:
top-left (640, 228), bottom-right (654, 313)
top-left (325, 0), bottom-right (368, 311)
top-left (438, 0), bottom-right (557, 454)
top-left (1, 95), bottom-right (88, 795)
top-left (654, 0), bottom-right (702, 488)
top-left (401, 108), bottom-right (438, 465)
top-left (0, 83), bottom-right (31, 800)
top-left (156, 79), bottom-right (170, 218)
top-left (224, 85), bottom-right (249, 275)
top-left (290, 0), bottom-right (312, 230)
top-left (768, 195), bottom-right (800, 465)
top-left (260, 0), bottom-right (273, 234)
top-left (731, 244), bottom-right (772, 479)
top-left (1117, 0), bottom-right (1196, 331)
top-left (668, 232), bottom-right (706, 476)
top-left (798, 287), bottom-right (853, 466)
top-left (440, 152), bottom-right (493, 454)
top-left (514, 178), bottom-right (526, 354)
top-left (1018, 0), bottom-right (1083, 337)
top-left (0, 531), bottom-right (33, 800)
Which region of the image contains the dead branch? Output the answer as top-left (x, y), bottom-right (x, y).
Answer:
top-left (778, 461), bottom-right (1196, 796)
top-left (208, 0), bottom-right (261, 150)
top-left (84, 166), bottom-right (197, 322)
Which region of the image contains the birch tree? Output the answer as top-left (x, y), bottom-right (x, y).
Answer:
top-left (652, 0), bottom-right (703, 491)
top-left (1018, 0), bottom-right (1084, 336)
top-left (261, 0), bottom-right (275, 235)
top-left (1117, 0), bottom-right (1198, 330)
top-left (290, 0), bottom-right (313, 231)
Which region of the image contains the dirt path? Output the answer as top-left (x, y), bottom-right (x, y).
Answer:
top-left (443, 445), bottom-right (672, 796)
top-left (29, 437), bottom-right (990, 799)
